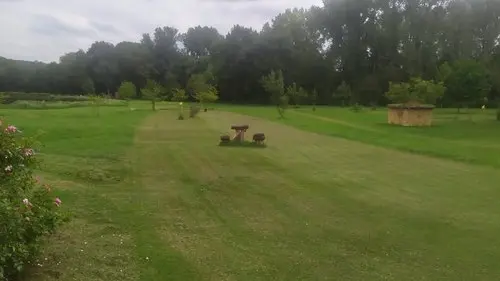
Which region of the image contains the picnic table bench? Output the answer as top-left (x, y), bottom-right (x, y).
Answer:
top-left (231, 125), bottom-right (249, 142)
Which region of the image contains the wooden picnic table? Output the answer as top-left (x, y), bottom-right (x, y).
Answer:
top-left (231, 125), bottom-right (249, 142)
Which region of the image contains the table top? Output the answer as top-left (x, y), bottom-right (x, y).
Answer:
top-left (231, 125), bottom-right (249, 130)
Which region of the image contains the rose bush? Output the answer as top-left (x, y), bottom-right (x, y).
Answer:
top-left (0, 119), bottom-right (65, 280)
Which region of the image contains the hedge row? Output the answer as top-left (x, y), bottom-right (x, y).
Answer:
top-left (0, 92), bottom-right (89, 104)
top-left (3, 100), bottom-right (128, 110)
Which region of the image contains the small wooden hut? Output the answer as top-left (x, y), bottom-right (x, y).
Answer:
top-left (387, 104), bottom-right (435, 127)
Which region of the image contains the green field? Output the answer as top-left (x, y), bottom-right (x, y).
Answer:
top-left (227, 106), bottom-right (500, 168)
top-left (3, 103), bottom-right (500, 280)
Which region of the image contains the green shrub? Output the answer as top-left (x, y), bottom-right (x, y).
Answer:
top-left (171, 89), bottom-right (187, 103)
top-left (117, 81), bottom-right (135, 100)
top-left (194, 86), bottom-right (219, 111)
top-left (52, 95), bottom-right (89, 102)
top-left (0, 119), bottom-right (66, 280)
top-left (350, 103), bottom-right (362, 112)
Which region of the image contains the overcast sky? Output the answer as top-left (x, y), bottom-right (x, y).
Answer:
top-left (0, 0), bottom-right (322, 63)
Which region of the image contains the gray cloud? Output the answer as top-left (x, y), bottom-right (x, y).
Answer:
top-left (89, 21), bottom-right (123, 35)
top-left (0, 0), bottom-right (322, 62)
top-left (30, 14), bottom-right (95, 37)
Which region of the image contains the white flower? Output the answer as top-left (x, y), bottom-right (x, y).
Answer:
top-left (22, 198), bottom-right (30, 205)
top-left (4, 165), bottom-right (13, 172)
top-left (24, 148), bottom-right (35, 157)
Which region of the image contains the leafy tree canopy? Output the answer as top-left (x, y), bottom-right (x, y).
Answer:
top-left (1, 0), bottom-right (500, 107)
top-left (386, 78), bottom-right (446, 105)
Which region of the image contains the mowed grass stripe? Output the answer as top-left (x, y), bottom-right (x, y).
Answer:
top-left (125, 110), bottom-right (500, 280)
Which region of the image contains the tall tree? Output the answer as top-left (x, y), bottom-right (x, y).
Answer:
top-left (115, 42), bottom-right (150, 97)
top-left (142, 27), bottom-right (182, 85)
top-left (183, 26), bottom-right (223, 58)
top-left (444, 59), bottom-right (492, 109)
top-left (86, 41), bottom-right (119, 95)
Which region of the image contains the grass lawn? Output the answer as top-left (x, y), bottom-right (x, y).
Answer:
top-left (2, 103), bottom-right (500, 280)
top-left (226, 105), bottom-right (500, 168)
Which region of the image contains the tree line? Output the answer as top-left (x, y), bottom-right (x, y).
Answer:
top-left (1, 0), bottom-right (500, 107)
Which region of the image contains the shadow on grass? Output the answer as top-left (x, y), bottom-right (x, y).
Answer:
top-left (218, 141), bottom-right (267, 149)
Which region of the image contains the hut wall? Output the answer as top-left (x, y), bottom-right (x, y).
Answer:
top-left (388, 107), bottom-right (433, 127)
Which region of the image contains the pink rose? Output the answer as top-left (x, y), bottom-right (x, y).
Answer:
top-left (5, 125), bottom-right (17, 133)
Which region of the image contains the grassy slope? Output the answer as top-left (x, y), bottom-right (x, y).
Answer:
top-left (2, 106), bottom-right (150, 281)
top-left (4, 105), bottom-right (500, 280)
top-left (224, 106), bottom-right (500, 168)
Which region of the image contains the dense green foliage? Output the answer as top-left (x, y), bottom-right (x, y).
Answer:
top-left (0, 0), bottom-right (499, 106)
top-left (0, 120), bottom-right (65, 280)
top-left (142, 80), bottom-right (162, 111)
top-left (171, 88), bottom-right (188, 102)
top-left (443, 60), bottom-right (492, 108)
top-left (194, 86), bottom-right (219, 110)
top-left (261, 70), bottom-right (287, 117)
top-left (117, 82), bottom-right (136, 101)
top-left (386, 78), bottom-right (446, 105)
top-left (286, 83), bottom-right (308, 107)
top-left (333, 82), bottom-right (352, 107)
